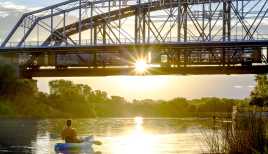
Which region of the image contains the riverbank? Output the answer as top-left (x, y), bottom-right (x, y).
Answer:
top-left (0, 95), bottom-right (243, 119)
top-left (0, 79), bottom-right (247, 118)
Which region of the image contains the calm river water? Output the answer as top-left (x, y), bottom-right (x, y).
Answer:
top-left (0, 118), bottom-right (211, 154)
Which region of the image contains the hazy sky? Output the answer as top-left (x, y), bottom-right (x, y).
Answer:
top-left (0, 0), bottom-right (65, 8)
top-left (34, 75), bottom-right (256, 100)
top-left (0, 0), bottom-right (260, 100)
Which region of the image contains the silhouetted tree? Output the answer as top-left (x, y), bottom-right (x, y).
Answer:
top-left (250, 75), bottom-right (268, 106)
top-left (0, 61), bottom-right (18, 99)
top-left (48, 80), bottom-right (95, 117)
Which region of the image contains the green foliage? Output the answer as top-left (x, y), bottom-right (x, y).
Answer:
top-left (0, 62), bottom-right (68, 118)
top-left (0, 77), bottom-right (246, 118)
top-left (48, 80), bottom-right (96, 117)
top-left (0, 61), bottom-right (18, 98)
top-left (250, 75), bottom-right (268, 106)
top-left (0, 100), bottom-right (15, 116)
top-left (0, 61), bottom-right (18, 81)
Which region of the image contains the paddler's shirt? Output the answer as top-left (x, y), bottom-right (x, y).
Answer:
top-left (61, 127), bottom-right (79, 143)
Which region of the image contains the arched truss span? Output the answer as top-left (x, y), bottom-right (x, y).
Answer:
top-left (2, 0), bottom-right (268, 48)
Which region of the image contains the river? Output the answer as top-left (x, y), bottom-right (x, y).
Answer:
top-left (0, 118), bottom-right (211, 154)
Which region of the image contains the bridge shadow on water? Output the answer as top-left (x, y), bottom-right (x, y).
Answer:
top-left (0, 119), bottom-right (38, 153)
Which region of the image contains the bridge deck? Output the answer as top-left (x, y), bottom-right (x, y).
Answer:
top-left (1, 41), bottom-right (268, 53)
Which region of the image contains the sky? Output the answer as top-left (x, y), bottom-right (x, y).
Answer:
top-left (0, 0), bottom-right (261, 100)
top-left (34, 75), bottom-right (256, 101)
top-left (1, 0), bottom-right (65, 8)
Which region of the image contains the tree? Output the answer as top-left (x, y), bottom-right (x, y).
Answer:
top-left (0, 61), bottom-right (18, 98)
top-left (48, 80), bottom-right (95, 117)
top-left (250, 75), bottom-right (268, 106)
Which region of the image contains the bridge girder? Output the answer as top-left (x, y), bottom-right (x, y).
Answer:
top-left (1, 0), bottom-right (268, 48)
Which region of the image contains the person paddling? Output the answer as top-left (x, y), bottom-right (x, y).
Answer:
top-left (61, 119), bottom-right (102, 145)
top-left (61, 119), bottom-right (82, 143)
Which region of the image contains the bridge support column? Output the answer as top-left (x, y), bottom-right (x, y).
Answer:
top-left (147, 11), bottom-right (150, 43)
top-left (90, 3), bottom-right (94, 45)
top-left (78, 0), bottom-right (82, 45)
top-left (227, 0), bottom-right (231, 41)
top-left (184, 50), bottom-right (188, 67)
top-left (177, 51), bottom-right (181, 67)
top-left (93, 52), bottom-right (97, 67)
top-left (223, 2), bottom-right (226, 42)
top-left (135, 0), bottom-right (140, 44)
top-left (222, 48), bottom-right (226, 66)
top-left (94, 26), bottom-right (97, 45)
top-left (267, 47), bottom-right (268, 63)
top-left (142, 12), bottom-right (146, 44)
top-left (135, 12), bottom-right (138, 44)
top-left (103, 24), bottom-right (106, 44)
top-left (183, 3), bottom-right (188, 42)
top-left (208, 2), bottom-right (212, 41)
top-left (223, 0), bottom-right (231, 42)
top-left (63, 12), bottom-right (67, 45)
top-left (177, 0), bottom-right (181, 42)
top-left (135, 1), bottom-right (146, 44)
top-left (51, 9), bottom-right (53, 39)
top-left (208, 49), bottom-right (211, 62)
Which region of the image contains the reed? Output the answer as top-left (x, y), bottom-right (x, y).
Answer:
top-left (202, 108), bottom-right (268, 154)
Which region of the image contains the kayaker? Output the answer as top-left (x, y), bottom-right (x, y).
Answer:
top-left (61, 119), bottom-right (82, 143)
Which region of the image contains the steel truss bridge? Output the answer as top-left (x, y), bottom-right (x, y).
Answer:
top-left (0, 0), bottom-right (268, 77)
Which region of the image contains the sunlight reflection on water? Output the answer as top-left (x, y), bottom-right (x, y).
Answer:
top-left (92, 117), bottom-right (207, 154)
top-left (109, 117), bottom-right (158, 154)
top-left (0, 118), bottom-right (208, 154)
top-left (34, 132), bottom-right (50, 154)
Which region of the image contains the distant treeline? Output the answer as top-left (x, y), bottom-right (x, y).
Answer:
top-left (0, 62), bottom-right (267, 118)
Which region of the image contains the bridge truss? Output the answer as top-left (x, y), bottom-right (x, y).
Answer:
top-left (2, 0), bottom-right (268, 47)
top-left (0, 0), bottom-right (268, 76)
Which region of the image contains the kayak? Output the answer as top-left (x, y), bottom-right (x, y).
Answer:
top-left (55, 136), bottom-right (94, 153)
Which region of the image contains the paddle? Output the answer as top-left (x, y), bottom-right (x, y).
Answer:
top-left (92, 140), bottom-right (102, 145)
top-left (84, 136), bottom-right (102, 145)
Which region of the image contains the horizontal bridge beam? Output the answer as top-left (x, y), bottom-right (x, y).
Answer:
top-left (21, 65), bottom-right (268, 78)
top-left (1, 41), bottom-right (268, 53)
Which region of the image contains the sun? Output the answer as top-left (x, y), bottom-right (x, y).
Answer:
top-left (134, 116), bottom-right (143, 125)
top-left (135, 60), bottom-right (148, 73)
